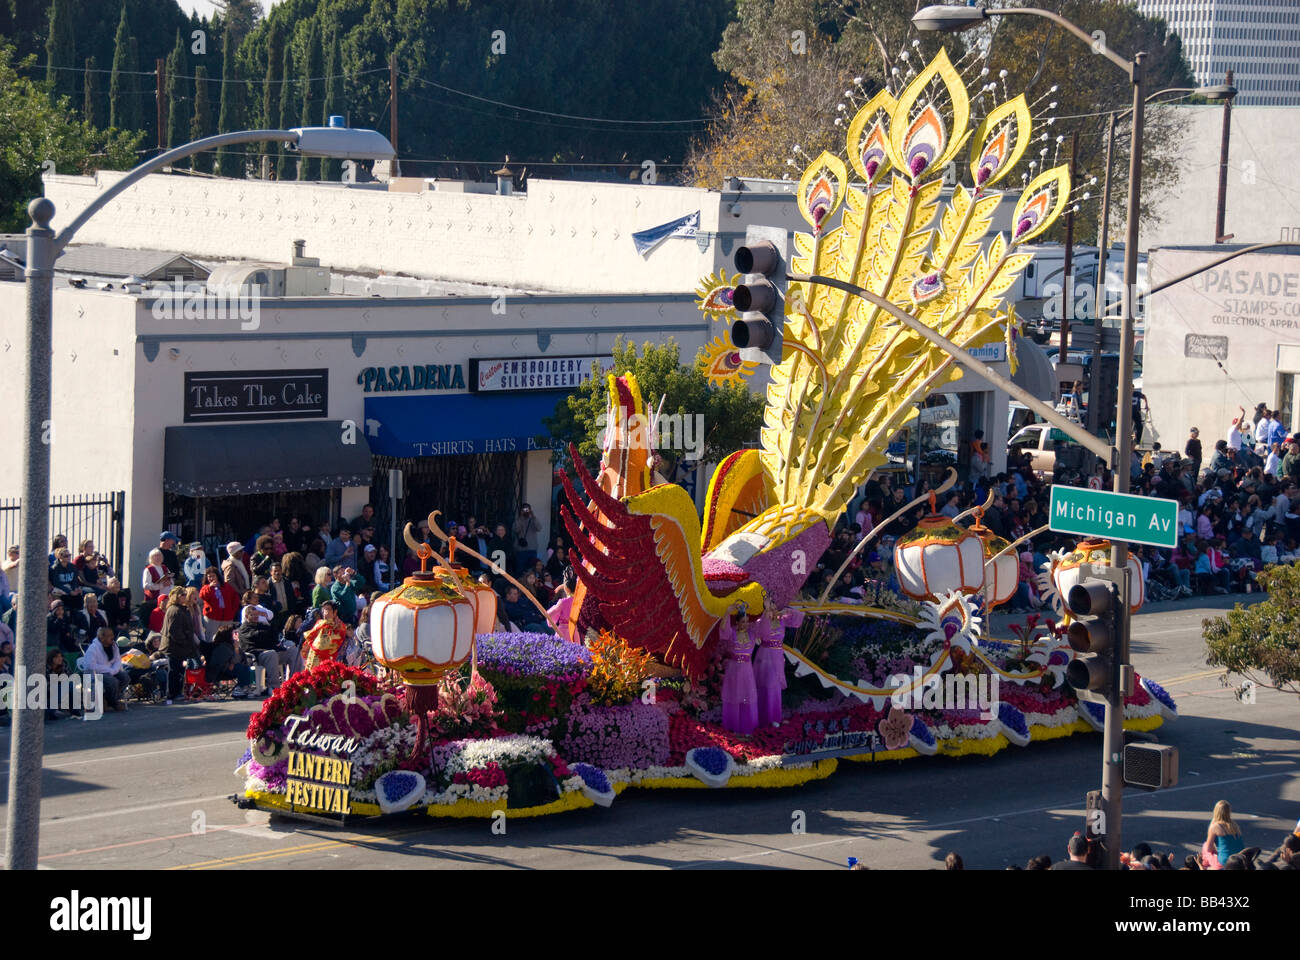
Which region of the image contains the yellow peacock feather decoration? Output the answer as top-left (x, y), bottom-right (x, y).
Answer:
top-left (746, 48), bottom-right (1068, 520)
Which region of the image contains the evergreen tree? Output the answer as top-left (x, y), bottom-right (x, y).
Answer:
top-left (261, 20), bottom-right (284, 178)
top-left (83, 56), bottom-right (101, 128)
top-left (275, 41), bottom-right (295, 180)
top-left (165, 30), bottom-right (189, 157)
top-left (191, 66), bottom-right (213, 173)
top-left (321, 30), bottom-right (344, 180)
top-left (125, 35), bottom-right (142, 133)
top-left (108, 5), bottom-right (130, 128)
top-left (45, 0), bottom-right (76, 101)
top-left (215, 21), bottom-right (244, 178)
top-left (299, 18), bottom-right (323, 180)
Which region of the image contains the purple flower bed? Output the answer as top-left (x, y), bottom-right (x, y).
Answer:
top-left (475, 632), bottom-right (592, 682)
top-left (1140, 676), bottom-right (1177, 715)
top-left (909, 715), bottom-right (936, 748)
top-left (998, 702), bottom-right (1029, 740)
top-left (560, 701), bottom-right (670, 770)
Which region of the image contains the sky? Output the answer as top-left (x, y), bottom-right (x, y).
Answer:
top-left (176, 1), bottom-right (280, 17)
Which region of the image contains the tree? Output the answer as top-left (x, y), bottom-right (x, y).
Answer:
top-left (165, 30), bottom-right (189, 156)
top-left (321, 28), bottom-right (343, 181)
top-left (0, 43), bottom-right (142, 232)
top-left (1204, 565), bottom-right (1300, 699)
top-left (215, 20), bottom-right (244, 178)
top-left (208, 0), bottom-right (261, 47)
top-left (190, 65), bottom-right (213, 173)
top-left (82, 55), bottom-right (99, 128)
top-left (275, 39), bottom-right (295, 180)
top-left (260, 19), bottom-right (284, 178)
top-left (298, 17), bottom-right (323, 181)
top-left (44, 0), bottom-right (76, 101)
top-left (544, 337), bottom-right (767, 476)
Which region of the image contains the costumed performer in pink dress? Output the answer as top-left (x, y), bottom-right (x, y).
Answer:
top-left (719, 602), bottom-right (759, 735)
top-left (753, 602), bottom-right (804, 727)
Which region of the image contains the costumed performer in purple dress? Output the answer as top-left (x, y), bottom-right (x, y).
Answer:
top-left (753, 603), bottom-right (804, 727)
top-left (719, 603), bottom-right (758, 735)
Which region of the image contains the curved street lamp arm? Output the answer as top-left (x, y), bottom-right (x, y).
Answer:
top-left (54, 129), bottom-right (299, 253)
top-left (991, 7), bottom-right (1135, 76)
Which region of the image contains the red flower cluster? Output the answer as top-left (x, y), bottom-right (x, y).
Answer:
top-left (246, 662), bottom-right (385, 741)
top-left (452, 762), bottom-right (508, 789)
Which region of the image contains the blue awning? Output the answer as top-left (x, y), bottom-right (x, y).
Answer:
top-left (365, 392), bottom-right (568, 457)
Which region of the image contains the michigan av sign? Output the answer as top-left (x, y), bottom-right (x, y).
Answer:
top-left (1049, 486), bottom-right (1179, 549)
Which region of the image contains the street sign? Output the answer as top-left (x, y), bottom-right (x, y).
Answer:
top-left (1049, 486), bottom-right (1178, 549)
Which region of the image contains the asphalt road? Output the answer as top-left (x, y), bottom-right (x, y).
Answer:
top-left (3, 596), bottom-right (1296, 870)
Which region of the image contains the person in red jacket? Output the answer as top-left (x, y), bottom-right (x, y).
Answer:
top-left (199, 566), bottom-right (240, 638)
top-left (147, 591), bottom-right (170, 634)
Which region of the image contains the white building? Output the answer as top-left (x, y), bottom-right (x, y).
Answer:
top-left (1143, 243), bottom-right (1300, 449)
top-left (1, 169), bottom-right (1052, 583)
top-left (1136, 0), bottom-right (1300, 105)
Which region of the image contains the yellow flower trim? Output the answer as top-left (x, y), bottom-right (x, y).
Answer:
top-left (1030, 719), bottom-right (1092, 742)
top-left (842, 747), bottom-right (920, 764)
top-left (1124, 714), bottom-right (1164, 733)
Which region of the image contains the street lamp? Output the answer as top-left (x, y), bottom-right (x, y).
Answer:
top-left (5, 124), bottom-right (396, 871)
top-left (915, 2), bottom-right (1144, 870)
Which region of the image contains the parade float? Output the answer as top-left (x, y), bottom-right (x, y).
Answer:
top-left (235, 49), bottom-right (1176, 822)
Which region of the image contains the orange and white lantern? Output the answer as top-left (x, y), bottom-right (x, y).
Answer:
top-left (433, 564), bottom-right (497, 638)
top-left (1053, 538), bottom-right (1144, 614)
top-left (370, 574), bottom-right (476, 687)
top-left (893, 516), bottom-right (986, 601)
top-left (981, 534), bottom-right (1019, 609)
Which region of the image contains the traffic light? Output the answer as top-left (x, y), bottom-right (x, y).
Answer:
top-left (731, 224), bottom-right (788, 366)
top-left (1064, 577), bottom-right (1120, 695)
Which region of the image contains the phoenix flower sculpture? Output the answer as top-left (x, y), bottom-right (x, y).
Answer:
top-left (564, 50), bottom-right (1073, 677)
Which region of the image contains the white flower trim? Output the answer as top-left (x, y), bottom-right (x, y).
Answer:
top-left (1123, 696), bottom-right (1161, 721)
top-left (684, 748), bottom-right (735, 787)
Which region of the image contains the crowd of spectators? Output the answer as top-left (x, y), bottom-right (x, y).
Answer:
top-left (808, 401), bottom-right (1300, 610)
top-left (0, 501), bottom-right (577, 719)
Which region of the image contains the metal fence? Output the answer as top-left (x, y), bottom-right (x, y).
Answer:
top-left (0, 492), bottom-right (125, 575)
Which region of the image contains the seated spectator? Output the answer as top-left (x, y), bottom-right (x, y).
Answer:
top-left (124, 631), bottom-right (170, 698)
top-left (206, 625), bottom-right (256, 698)
top-left (83, 626), bottom-right (127, 712)
top-left (47, 599), bottom-right (78, 655)
top-left (498, 584), bottom-right (547, 632)
top-left (199, 566), bottom-right (239, 639)
top-left (101, 577), bottom-right (134, 636)
top-left (368, 545), bottom-right (393, 592)
top-left (281, 553), bottom-right (312, 615)
top-left (311, 565), bottom-right (333, 609)
top-left (49, 547), bottom-right (86, 611)
top-left (45, 648), bottom-right (77, 720)
top-left (1194, 540), bottom-right (1230, 594)
top-left (147, 590), bottom-right (171, 635)
top-left (140, 548), bottom-right (174, 622)
top-left (1203, 800), bottom-right (1246, 870)
top-left (73, 539), bottom-right (109, 597)
top-left (250, 535), bottom-right (276, 580)
top-left (222, 542), bottom-right (252, 596)
top-left (73, 593), bottom-right (111, 645)
top-left (324, 528), bottom-right (355, 568)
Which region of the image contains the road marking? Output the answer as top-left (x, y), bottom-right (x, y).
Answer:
top-left (169, 838), bottom-right (347, 870)
top-left (676, 769), bottom-right (1299, 868)
top-left (41, 794), bottom-right (233, 826)
top-left (38, 823), bottom-right (249, 861)
top-left (1158, 669), bottom-right (1224, 686)
top-left (35, 739), bottom-right (247, 768)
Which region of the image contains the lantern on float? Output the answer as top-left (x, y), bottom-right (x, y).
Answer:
top-left (1052, 538), bottom-right (1144, 615)
top-left (893, 513), bottom-right (986, 602)
top-left (981, 533), bottom-right (1019, 610)
top-left (431, 537), bottom-right (498, 639)
top-left (370, 537), bottom-right (476, 759)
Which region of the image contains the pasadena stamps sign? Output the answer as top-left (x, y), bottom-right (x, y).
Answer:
top-left (282, 714), bottom-right (358, 816)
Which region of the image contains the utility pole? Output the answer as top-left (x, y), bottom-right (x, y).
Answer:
top-left (1089, 115), bottom-right (1116, 437)
top-left (389, 54), bottom-right (399, 155)
top-left (1059, 130), bottom-right (1079, 365)
top-left (1215, 69), bottom-right (1234, 243)
top-left (156, 58), bottom-right (166, 153)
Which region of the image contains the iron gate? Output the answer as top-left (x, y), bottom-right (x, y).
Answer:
top-left (371, 454), bottom-right (527, 566)
top-left (0, 492), bottom-right (126, 575)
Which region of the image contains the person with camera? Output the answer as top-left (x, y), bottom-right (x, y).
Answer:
top-left (512, 504), bottom-right (542, 574)
top-left (329, 566), bottom-right (359, 626)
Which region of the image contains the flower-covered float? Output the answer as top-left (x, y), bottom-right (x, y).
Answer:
top-left (234, 50), bottom-right (1176, 822)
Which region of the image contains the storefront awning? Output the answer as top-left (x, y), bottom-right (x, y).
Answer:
top-left (164, 421), bottom-right (373, 497)
top-left (364, 392), bottom-right (568, 457)
top-left (1011, 338), bottom-right (1057, 402)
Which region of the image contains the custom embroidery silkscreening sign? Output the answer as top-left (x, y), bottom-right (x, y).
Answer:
top-left (1049, 486), bottom-right (1179, 549)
